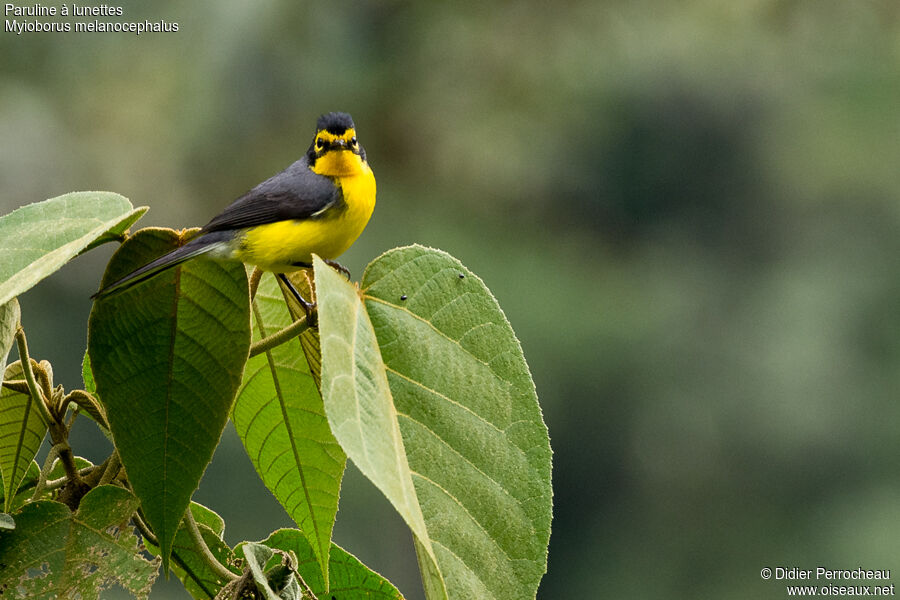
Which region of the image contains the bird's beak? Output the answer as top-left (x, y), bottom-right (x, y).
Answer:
top-left (329, 139), bottom-right (347, 150)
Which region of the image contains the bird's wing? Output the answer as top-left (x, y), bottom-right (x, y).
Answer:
top-left (201, 157), bottom-right (341, 233)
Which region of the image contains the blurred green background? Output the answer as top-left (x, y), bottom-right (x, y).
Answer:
top-left (3, 1), bottom-right (900, 598)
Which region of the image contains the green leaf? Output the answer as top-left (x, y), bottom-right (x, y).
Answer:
top-left (315, 256), bottom-right (446, 600)
top-left (87, 227), bottom-right (251, 571)
top-left (0, 298), bottom-right (19, 378)
top-left (79, 351), bottom-right (113, 437)
top-left (145, 502), bottom-right (239, 600)
top-left (319, 246), bottom-right (554, 600)
top-left (187, 499), bottom-right (227, 537)
top-left (81, 349), bottom-right (96, 396)
top-left (0, 192), bottom-right (147, 306)
top-left (233, 272), bottom-right (345, 586)
top-left (0, 485), bottom-right (159, 599)
top-left (259, 528), bottom-right (405, 599)
top-left (0, 512), bottom-right (13, 529)
top-left (0, 361), bottom-right (48, 511)
top-left (363, 246), bottom-right (552, 599)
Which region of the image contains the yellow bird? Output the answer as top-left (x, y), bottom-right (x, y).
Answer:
top-left (94, 112), bottom-right (376, 315)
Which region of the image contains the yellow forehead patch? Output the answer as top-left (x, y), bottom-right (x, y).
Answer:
top-left (315, 128), bottom-right (357, 144)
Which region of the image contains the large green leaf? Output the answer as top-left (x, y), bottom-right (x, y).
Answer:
top-left (0, 298), bottom-right (18, 378)
top-left (318, 246), bottom-right (553, 600)
top-left (0, 485), bottom-right (159, 599)
top-left (87, 227), bottom-right (251, 571)
top-left (258, 528), bottom-right (405, 599)
top-left (315, 256), bottom-right (446, 600)
top-left (0, 361), bottom-right (48, 511)
top-left (232, 272), bottom-right (345, 586)
top-left (0, 192), bottom-right (147, 306)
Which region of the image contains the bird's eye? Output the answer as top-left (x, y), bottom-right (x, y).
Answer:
top-left (316, 138), bottom-right (326, 149)
top-left (350, 136), bottom-right (358, 146)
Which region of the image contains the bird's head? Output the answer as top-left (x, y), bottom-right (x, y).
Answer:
top-left (308, 112), bottom-right (369, 177)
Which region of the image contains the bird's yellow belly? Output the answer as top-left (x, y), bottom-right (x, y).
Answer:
top-left (236, 170), bottom-right (376, 272)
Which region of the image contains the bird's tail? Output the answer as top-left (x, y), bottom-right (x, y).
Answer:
top-left (92, 232), bottom-right (232, 299)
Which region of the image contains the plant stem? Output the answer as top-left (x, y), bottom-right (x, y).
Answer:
top-left (14, 327), bottom-right (55, 427)
top-left (184, 507), bottom-right (238, 582)
top-left (297, 573), bottom-right (319, 600)
top-left (133, 509), bottom-right (159, 547)
top-left (249, 316), bottom-right (310, 358)
top-left (31, 444), bottom-right (61, 500)
top-left (43, 464), bottom-right (98, 492)
top-left (249, 267), bottom-right (263, 299)
top-left (98, 450), bottom-right (121, 486)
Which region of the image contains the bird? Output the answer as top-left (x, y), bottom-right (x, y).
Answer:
top-left (93, 111), bottom-right (376, 320)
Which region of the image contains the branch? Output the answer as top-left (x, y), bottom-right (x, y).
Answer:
top-left (249, 267), bottom-right (263, 299)
top-left (98, 451), bottom-right (121, 486)
top-left (184, 507), bottom-right (239, 582)
top-left (133, 509), bottom-right (159, 547)
top-left (31, 444), bottom-right (61, 500)
top-left (249, 316), bottom-right (310, 358)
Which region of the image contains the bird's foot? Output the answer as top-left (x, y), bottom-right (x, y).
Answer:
top-left (324, 259), bottom-right (351, 280)
top-left (278, 273), bottom-right (318, 327)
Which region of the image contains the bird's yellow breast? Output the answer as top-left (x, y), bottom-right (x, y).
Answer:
top-left (237, 165), bottom-right (376, 272)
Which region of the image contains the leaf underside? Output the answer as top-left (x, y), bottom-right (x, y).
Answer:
top-left (0, 191), bottom-right (146, 306)
top-left (317, 246), bottom-right (552, 600)
top-left (0, 362), bottom-right (48, 512)
top-left (315, 257), bottom-right (443, 592)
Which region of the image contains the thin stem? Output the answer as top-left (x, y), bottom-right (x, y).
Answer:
top-left (14, 327), bottom-right (55, 427)
top-left (296, 573), bottom-right (319, 600)
top-left (249, 267), bottom-right (263, 299)
top-left (31, 444), bottom-right (61, 500)
top-left (184, 507), bottom-right (239, 582)
top-left (44, 464), bottom-right (98, 492)
top-left (133, 509), bottom-right (159, 547)
top-left (35, 363), bottom-right (53, 406)
top-left (51, 439), bottom-right (80, 482)
top-left (98, 451), bottom-right (121, 486)
top-left (249, 316), bottom-right (309, 358)
top-left (24, 464), bottom-right (97, 497)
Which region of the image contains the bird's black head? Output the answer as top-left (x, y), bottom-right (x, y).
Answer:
top-left (316, 112), bottom-right (356, 135)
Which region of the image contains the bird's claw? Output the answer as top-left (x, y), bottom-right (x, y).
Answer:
top-left (324, 259), bottom-right (351, 280)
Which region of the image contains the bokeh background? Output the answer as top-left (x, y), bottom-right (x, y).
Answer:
top-left (3, 1), bottom-right (900, 598)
